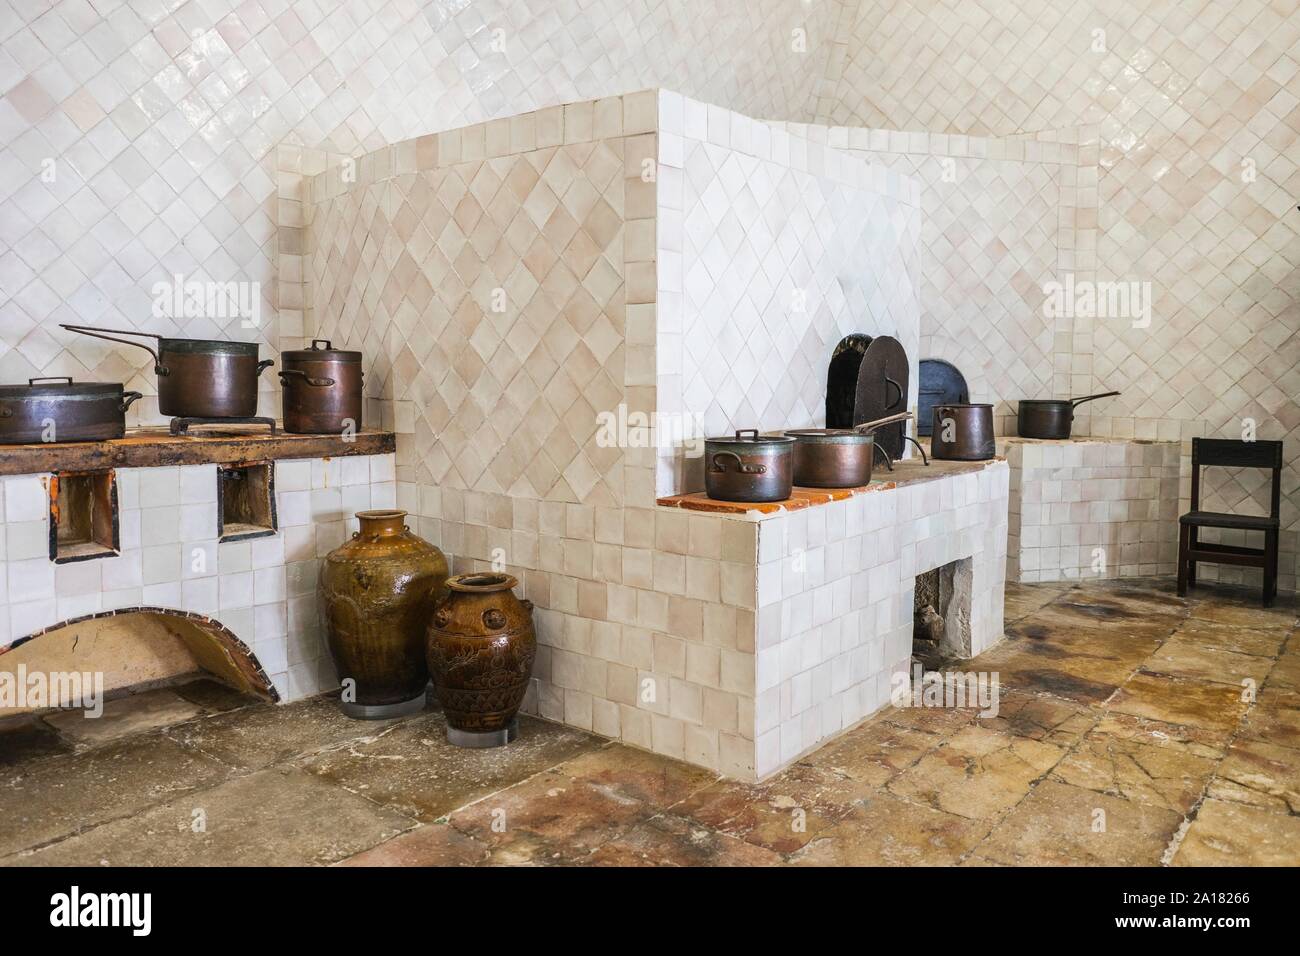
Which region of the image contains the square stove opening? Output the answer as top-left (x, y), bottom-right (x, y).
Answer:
top-left (912, 557), bottom-right (973, 667)
top-left (218, 461), bottom-right (277, 542)
top-left (50, 470), bottom-right (119, 563)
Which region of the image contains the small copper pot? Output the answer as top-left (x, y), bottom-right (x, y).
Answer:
top-left (931, 403), bottom-right (996, 460)
top-left (427, 573), bottom-right (536, 748)
top-left (704, 430), bottom-right (794, 502)
top-left (280, 339), bottom-right (363, 434)
top-left (785, 412), bottom-right (912, 487)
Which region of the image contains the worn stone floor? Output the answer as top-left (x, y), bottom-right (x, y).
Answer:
top-left (2, 578), bottom-right (1297, 866)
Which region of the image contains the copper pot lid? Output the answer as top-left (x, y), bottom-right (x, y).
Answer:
top-left (282, 338), bottom-right (361, 363)
top-left (0, 376), bottom-right (124, 399)
top-left (705, 428), bottom-right (794, 449)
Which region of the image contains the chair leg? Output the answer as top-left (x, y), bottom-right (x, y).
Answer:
top-left (1177, 524), bottom-right (1190, 597)
top-left (1263, 530), bottom-right (1277, 608)
top-left (1187, 527), bottom-right (1197, 586)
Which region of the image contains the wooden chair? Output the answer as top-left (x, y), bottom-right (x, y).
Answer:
top-left (1177, 438), bottom-right (1283, 606)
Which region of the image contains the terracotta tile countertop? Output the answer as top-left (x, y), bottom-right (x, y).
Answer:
top-left (656, 456), bottom-right (1006, 518)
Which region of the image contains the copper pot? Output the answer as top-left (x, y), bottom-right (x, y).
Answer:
top-left (61, 323), bottom-right (273, 418)
top-left (319, 509), bottom-right (449, 718)
top-left (427, 572), bottom-right (536, 747)
top-left (931, 403), bottom-right (996, 460)
top-left (704, 429), bottom-right (794, 502)
top-left (1017, 391), bottom-right (1120, 439)
top-left (0, 377), bottom-right (143, 444)
top-left (279, 339), bottom-right (363, 434)
top-left (785, 412), bottom-right (913, 487)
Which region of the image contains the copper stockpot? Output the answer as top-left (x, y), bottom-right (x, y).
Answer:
top-left (930, 403), bottom-right (996, 460)
top-left (319, 510), bottom-right (449, 718)
top-left (61, 323), bottom-right (274, 418)
top-left (427, 573), bottom-right (537, 748)
top-left (279, 339), bottom-right (363, 434)
top-left (785, 412), bottom-right (915, 487)
top-left (704, 429), bottom-right (795, 502)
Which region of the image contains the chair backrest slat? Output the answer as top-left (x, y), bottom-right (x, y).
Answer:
top-left (1193, 438), bottom-right (1282, 469)
top-left (1190, 437), bottom-right (1284, 519)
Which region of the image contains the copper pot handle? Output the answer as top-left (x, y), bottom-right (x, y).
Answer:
top-left (278, 369), bottom-right (336, 387)
top-left (28, 376), bottom-right (74, 386)
top-left (855, 411), bottom-right (912, 432)
top-left (711, 450), bottom-right (767, 475)
top-left (1070, 390), bottom-right (1121, 408)
top-left (255, 359), bottom-right (275, 376)
top-left (311, 339), bottom-right (334, 350)
top-left (120, 391), bottom-right (143, 412)
top-left (60, 323), bottom-right (168, 376)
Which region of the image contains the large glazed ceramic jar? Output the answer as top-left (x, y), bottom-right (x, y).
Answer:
top-left (319, 509), bottom-right (448, 718)
top-left (426, 573), bottom-right (536, 748)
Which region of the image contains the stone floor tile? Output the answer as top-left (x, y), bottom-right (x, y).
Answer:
top-left (165, 693), bottom-right (408, 772)
top-left (1237, 688), bottom-right (1300, 751)
top-left (1206, 737), bottom-right (1300, 814)
top-left (886, 725), bottom-right (1065, 821)
top-left (0, 735), bottom-right (232, 858)
top-left (42, 688), bottom-right (204, 747)
top-left (588, 813), bottom-right (784, 866)
top-left (1107, 673), bottom-right (1248, 736)
top-left (670, 763), bottom-right (859, 854)
top-left (800, 719), bottom-right (941, 787)
top-left (979, 690), bottom-right (1098, 745)
top-left (1171, 798), bottom-right (1300, 866)
top-left (972, 780), bottom-right (1182, 866)
top-left (789, 792), bottom-right (992, 865)
top-left (1140, 638), bottom-right (1274, 687)
top-left (1050, 730), bottom-right (1217, 813)
top-left (1171, 620), bottom-right (1288, 658)
top-left (0, 715), bottom-right (70, 767)
top-left (11, 768), bottom-right (415, 866)
top-left (299, 713), bottom-right (601, 822)
top-left (443, 766), bottom-right (645, 865)
top-left (338, 822), bottom-right (491, 866)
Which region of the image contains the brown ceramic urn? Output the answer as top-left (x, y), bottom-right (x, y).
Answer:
top-left (319, 510), bottom-right (448, 718)
top-left (426, 573), bottom-right (536, 748)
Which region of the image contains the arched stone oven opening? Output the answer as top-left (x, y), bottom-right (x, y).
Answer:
top-left (1, 608), bottom-right (278, 717)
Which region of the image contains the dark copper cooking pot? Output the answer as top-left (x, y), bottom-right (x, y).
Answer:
top-left (785, 412), bottom-right (914, 487)
top-left (931, 403), bottom-right (996, 460)
top-left (61, 323), bottom-right (273, 418)
top-left (0, 377), bottom-right (143, 444)
top-left (279, 339), bottom-right (363, 434)
top-left (1017, 391), bottom-right (1120, 440)
top-left (704, 429), bottom-right (794, 502)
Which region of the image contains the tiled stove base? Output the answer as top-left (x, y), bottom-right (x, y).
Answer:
top-left (1001, 437), bottom-right (1179, 583)
top-left (1, 448), bottom-right (397, 703)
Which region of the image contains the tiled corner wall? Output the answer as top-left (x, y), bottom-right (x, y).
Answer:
top-left (815, 0), bottom-right (1298, 590)
top-left (751, 461), bottom-right (1009, 777)
top-left (658, 94), bottom-right (923, 496)
top-left (0, 453), bottom-right (397, 701)
top-left (1002, 438), bottom-right (1180, 583)
top-left (0, 0), bottom-right (841, 427)
top-left (305, 90), bottom-right (660, 512)
top-left (774, 121), bottom-right (1095, 435)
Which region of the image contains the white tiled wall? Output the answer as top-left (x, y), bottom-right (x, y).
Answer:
top-left (0, 0), bottom-right (839, 425)
top-left (1002, 438), bottom-right (1180, 583)
top-left (0, 452), bottom-right (396, 701)
top-left (816, 0), bottom-right (1298, 589)
top-left (657, 93), bottom-right (923, 496)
